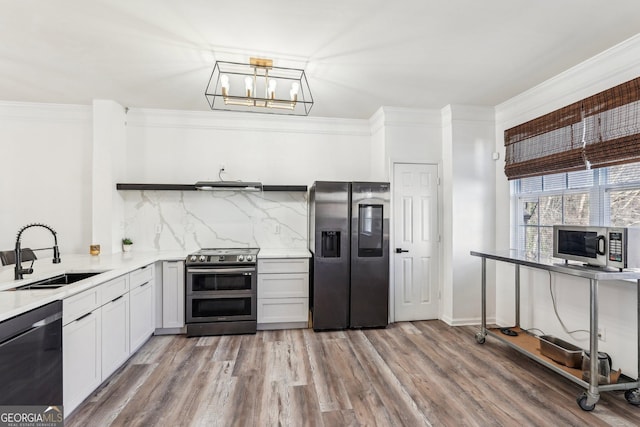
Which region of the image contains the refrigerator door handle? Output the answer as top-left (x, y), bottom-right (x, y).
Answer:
top-left (395, 248), bottom-right (409, 253)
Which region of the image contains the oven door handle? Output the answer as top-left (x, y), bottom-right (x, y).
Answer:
top-left (187, 267), bottom-right (255, 274)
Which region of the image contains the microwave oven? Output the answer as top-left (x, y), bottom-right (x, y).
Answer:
top-left (553, 225), bottom-right (640, 270)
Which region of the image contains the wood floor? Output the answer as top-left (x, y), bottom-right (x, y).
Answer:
top-left (66, 321), bottom-right (640, 426)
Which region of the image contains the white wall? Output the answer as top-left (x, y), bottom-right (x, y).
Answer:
top-left (494, 34), bottom-right (640, 377)
top-left (124, 109), bottom-right (372, 187)
top-left (371, 107), bottom-right (443, 322)
top-left (118, 109), bottom-right (373, 251)
top-left (0, 102), bottom-right (92, 255)
top-left (369, 108), bottom-right (386, 180)
top-left (381, 107), bottom-right (442, 174)
top-left (92, 100), bottom-right (127, 254)
top-left (441, 105), bottom-right (496, 325)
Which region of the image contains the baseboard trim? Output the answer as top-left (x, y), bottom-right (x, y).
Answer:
top-left (439, 315), bottom-right (497, 327)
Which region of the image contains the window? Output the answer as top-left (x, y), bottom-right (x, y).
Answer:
top-left (513, 163), bottom-right (640, 257)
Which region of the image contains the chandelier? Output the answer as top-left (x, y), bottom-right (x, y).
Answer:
top-left (205, 57), bottom-right (313, 116)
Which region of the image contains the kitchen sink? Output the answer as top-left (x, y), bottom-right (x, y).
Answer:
top-left (16, 272), bottom-right (106, 290)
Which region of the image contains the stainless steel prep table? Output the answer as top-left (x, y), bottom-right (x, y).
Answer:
top-left (471, 249), bottom-right (640, 411)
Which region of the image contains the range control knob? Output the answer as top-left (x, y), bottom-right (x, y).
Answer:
top-left (190, 255), bottom-right (197, 262)
top-left (199, 255), bottom-right (206, 262)
top-left (218, 256), bottom-right (224, 262)
top-left (246, 255), bottom-right (253, 262)
top-left (238, 255), bottom-right (245, 262)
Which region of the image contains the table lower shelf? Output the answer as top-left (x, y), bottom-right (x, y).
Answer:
top-left (484, 327), bottom-right (638, 392)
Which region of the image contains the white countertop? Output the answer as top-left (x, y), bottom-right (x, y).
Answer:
top-left (0, 247), bottom-right (309, 322)
top-left (257, 248), bottom-right (311, 259)
top-left (0, 250), bottom-right (187, 322)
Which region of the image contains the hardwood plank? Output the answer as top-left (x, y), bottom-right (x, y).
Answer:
top-left (364, 326), bottom-right (487, 425)
top-left (212, 334), bottom-right (243, 362)
top-left (64, 321), bottom-right (640, 427)
top-left (347, 330), bottom-right (431, 426)
top-left (288, 384), bottom-right (324, 427)
top-left (65, 364), bottom-right (155, 427)
top-left (184, 361), bottom-right (239, 427)
top-left (303, 328), bottom-right (353, 412)
top-left (322, 409), bottom-right (359, 427)
top-left (327, 336), bottom-right (395, 426)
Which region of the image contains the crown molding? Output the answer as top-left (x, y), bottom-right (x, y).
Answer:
top-left (369, 106), bottom-right (441, 134)
top-left (441, 104), bottom-right (495, 124)
top-left (496, 33), bottom-right (640, 129)
top-left (0, 101), bottom-right (91, 123)
top-left (126, 107), bottom-right (371, 137)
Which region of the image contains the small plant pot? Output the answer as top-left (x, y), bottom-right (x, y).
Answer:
top-left (122, 244), bottom-right (132, 253)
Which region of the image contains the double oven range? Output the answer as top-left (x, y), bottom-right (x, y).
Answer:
top-left (185, 248), bottom-right (259, 337)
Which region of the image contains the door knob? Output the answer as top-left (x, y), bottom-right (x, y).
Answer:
top-left (395, 248), bottom-right (409, 253)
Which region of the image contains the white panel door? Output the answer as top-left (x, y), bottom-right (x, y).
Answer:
top-left (393, 163), bottom-right (439, 321)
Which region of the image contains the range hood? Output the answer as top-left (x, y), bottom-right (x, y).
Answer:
top-left (194, 181), bottom-right (263, 192)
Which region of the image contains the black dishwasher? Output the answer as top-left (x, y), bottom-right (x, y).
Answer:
top-left (0, 300), bottom-right (63, 405)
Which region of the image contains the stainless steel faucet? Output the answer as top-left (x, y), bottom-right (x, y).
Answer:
top-left (14, 223), bottom-right (61, 280)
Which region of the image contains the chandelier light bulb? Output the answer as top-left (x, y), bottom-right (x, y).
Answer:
top-left (244, 76), bottom-right (253, 97)
top-left (268, 80), bottom-right (277, 99)
top-left (220, 74), bottom-right (230, 97)
top-left (290, 81), bottom-right (300, 102)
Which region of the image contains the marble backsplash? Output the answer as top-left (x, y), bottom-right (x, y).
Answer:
top-left (121, 190), bottom-right (308, 252)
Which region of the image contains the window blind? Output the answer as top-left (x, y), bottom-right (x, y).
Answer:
top-left (583, 77), bottom-right (640, 169)
top-left (504, 76), bottom-right (640, 180)
top-left (504, 103), bottom-right (584, 179)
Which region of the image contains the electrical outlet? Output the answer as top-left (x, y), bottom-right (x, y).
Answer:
top-left (598, 327), bottom-right (606, 342)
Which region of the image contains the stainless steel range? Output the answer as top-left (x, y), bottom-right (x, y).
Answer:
top-left (185, 248), bottom-right (259, 337)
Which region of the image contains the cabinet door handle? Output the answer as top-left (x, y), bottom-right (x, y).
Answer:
top-left (75, 312), bottom-right (92, 323)
top-left (111, 295), bottom-right (124, 303)
top-left (395, 248), bottom-right (409, 253)
top-left (140, 281), bottom-right (149, 287)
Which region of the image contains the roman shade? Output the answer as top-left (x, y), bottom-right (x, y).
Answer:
top-left (504, 76), bottom-right (640, 180)
top-left (583, 77), bottom-right (640, 169)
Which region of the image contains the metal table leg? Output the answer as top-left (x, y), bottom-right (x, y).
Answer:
top-left (476, 257), bottom-right (487, 343)
top-left (586, 278), bottom-right (600, 407)
top-left (625, 279), bottom-right (640, 405)
top-left (515, 264), bottom-right (520, 328)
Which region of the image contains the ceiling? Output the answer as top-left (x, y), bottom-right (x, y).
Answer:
top-left (1, 0), bottom-right (639, 119)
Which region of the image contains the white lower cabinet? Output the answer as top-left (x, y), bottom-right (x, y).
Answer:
top-left (258, 297), bottom-right (309, 323)
top-left (63, 263), bottom-right (156, 416)
top-left (101, 293), bottom-right (130, 379)
top-left (257, 258), bottom-right (309, 330)
top-left (130, 280), bottom-right (154, 351)
top-left (63, 307), bottom-right (102, 415)
top-left (161, 261), bottom-right (185, 329)
top-left (130, 265), bottom-right (155, 351)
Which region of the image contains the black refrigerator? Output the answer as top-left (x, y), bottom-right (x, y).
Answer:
top-left (308, 181), bottom-right (390, 330)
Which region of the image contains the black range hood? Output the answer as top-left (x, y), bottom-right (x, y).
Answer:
top-left (194, 181), bottom-right (263, 192)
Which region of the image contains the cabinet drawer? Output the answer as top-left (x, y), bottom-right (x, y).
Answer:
top-left (258, 258), bottom-right (309, 274)
top-left (130, 264), bottom-right (154, 288)
top-left (63, 287), bottom-right (101, 325)
top-left (101, 275), bottom-right (129, 304)
top-left (257, 297), bottom-right (309, 324)
top-left (258, 273), bottom-right (308, 298)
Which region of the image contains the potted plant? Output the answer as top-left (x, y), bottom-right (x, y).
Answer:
top-left (122, 238), bottom-right (133, 252)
